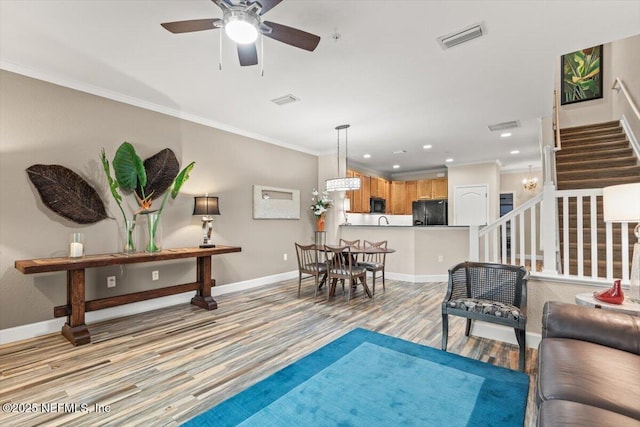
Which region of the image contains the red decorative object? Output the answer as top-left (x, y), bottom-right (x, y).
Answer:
top-left (594, 279), bottom-right (624, 304)
top-left (316, 215), bottom-right (326, 232)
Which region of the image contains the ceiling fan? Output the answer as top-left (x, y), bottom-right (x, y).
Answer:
top-left (161, 0), bottom-right (321, 66)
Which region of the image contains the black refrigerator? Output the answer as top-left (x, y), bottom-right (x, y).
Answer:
top-left (412, 200), bottom-right (448, 226)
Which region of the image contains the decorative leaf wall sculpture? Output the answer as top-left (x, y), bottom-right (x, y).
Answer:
top-left (141, 148), bottom-right (180, 201)
top-left (26, 164), bottom-right (108, 224)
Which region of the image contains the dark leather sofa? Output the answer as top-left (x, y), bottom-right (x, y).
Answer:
top-left (536, 301), bottom-right (640, 426)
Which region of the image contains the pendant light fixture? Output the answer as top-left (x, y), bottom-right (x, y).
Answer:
top-left (325, 124), bottom-right (361, 192)
top-left (522, 165), bottom-right (538, 191)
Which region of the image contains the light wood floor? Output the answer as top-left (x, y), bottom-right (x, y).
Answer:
top-left (0, 278), bottom-right (538, 426)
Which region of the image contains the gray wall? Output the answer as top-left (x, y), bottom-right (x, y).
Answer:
top-left (0, 70), bottom-right (318, 329)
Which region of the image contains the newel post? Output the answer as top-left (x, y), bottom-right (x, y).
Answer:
top-left (468, 226), bottom-right (480, 262)
top-left (541, 183), bottom-right (558, 275)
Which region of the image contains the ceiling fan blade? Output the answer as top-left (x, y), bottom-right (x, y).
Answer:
top-left (237, 43), bottom-right (259, 66)
top-left (257, 0), bottom-right (283, 15)
top-left (161, 19), bottom-right (222, 34)
top-left (263, 21), bottom-right (320, 51)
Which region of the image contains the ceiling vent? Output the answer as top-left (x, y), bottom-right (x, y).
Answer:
top-left (437, 23), bottom-right (485, 49)
top-left (270, 94), bottom-right (300, 106)
top-left (488, 120), bottom-right (520, 132)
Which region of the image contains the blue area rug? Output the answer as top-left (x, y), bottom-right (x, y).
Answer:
top-left (184, 328), bottom-right (529, 427)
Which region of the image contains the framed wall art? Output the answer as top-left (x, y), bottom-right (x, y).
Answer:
top-left (561, 45), bottom-right (603, 105)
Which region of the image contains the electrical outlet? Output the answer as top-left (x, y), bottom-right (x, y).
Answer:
top-left (283, 253), bottom-right (288, 261)
top-left (152, 270), bottom-right (159, 281)
top-left (107, 276), bottom-right (116, 288)
top-left (438, 255), bottom-right (444, 263)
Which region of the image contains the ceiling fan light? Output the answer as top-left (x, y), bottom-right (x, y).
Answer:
top-left (225, 15), bottom-right (259, 44)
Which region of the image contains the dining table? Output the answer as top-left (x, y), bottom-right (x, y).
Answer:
top-left (319, 244), bottom-right (396, 299)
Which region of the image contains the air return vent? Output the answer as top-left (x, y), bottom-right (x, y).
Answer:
top-left (271, 94), bottom-right (300, 106)
top-left (437, 23), bottom-right (485, 49)
top-left (488, 120), bottom-right (520, 132)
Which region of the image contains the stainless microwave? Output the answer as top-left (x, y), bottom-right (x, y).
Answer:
top-left (370, 197), bottom-right (386, 214)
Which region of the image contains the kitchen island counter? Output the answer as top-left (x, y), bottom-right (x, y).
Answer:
top-left (339, 226), bottom-right (469, 282)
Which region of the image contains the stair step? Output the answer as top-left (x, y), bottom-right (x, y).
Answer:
top-left (555, 157), bottom-right (637, 171)
top-left (560, 133), bottom-right (626, 145)
top-left (557, 140), bottom-right (630, 154)
top-left (557, 165), bottom-right (640, 180)
top-left (556, 147), bottom-right (634, 162)
top-left (560, 121), bottom-right (620, 134)
top-left (557, 175), bottom-right (640, 190)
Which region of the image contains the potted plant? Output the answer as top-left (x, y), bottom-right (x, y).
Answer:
top-left (100, 142), bottom-right (195, 253)
top-left (310, 189), bottom-right (333, 231)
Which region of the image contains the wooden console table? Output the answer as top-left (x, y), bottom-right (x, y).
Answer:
top-left (15, 246), bottom-right (241, 346)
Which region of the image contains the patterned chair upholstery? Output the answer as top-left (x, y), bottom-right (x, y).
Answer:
top-left (441, 261), bottom-right (529, 371)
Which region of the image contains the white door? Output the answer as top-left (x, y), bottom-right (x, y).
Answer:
top-left (454, 185), bottom-right (488, 225)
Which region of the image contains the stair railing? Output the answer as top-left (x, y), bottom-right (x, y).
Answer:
top-left (552, 89), bottom-right (562, 151)
top-left (470, 185), bottom-right (626, 282)
top-left (469, 193), bottom-right (544, 270)
top-left (612, 77), bottom-right (640, 121)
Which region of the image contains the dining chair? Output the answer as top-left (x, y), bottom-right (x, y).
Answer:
top-left (441, 261), bottom-right (529, 371)
top-left (359, 240), bottom-right (387, 295)
top-left (338, 238), bottom-right (361, 263)
top-left (294, 243), bottom-right (327, 298)
top-left (323, 245), bottom-right (368, 304)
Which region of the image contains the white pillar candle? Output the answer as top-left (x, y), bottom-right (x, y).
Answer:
top-left (69, 241), bottom-right (83, 258)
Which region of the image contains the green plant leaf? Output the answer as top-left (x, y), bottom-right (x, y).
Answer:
top-left (113, 142), bottom-right (146, 193)
top-left (171, 161), bottom-right (195, 199)
top-left (100, 149), bottom-right (122, 205)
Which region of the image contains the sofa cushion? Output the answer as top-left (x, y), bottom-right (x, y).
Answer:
top-left (537, 337), bottom-right (640, 420)
top-left (538, 400), bottom-right (640, 427)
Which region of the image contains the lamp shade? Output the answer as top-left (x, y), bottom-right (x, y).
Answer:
top-left (193, 196), bottom-right (220, 216)
top-left (603, 183), bottom-right (640, 222)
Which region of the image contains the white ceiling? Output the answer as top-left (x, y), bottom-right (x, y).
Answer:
top-left (2, 0), bottom-right (639, 176)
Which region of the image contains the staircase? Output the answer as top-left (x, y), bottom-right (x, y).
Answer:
top-left (555, 120), bottom-right (640, 277)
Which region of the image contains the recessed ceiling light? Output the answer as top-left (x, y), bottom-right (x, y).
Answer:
top-left (423, 144), bottom-right (433, 150)
top-left (363, 154), bottom-right (371, 159)
top-left (501, 132), bottom-right (512, 138)
top-left (393, 164), bottom-right (400, 169)
top-left (510, 150), bottom-right (520, 154)
top-left (445, 158), bottom-right (454, 163)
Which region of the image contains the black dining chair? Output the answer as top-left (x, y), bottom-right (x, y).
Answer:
top-left (359, 240), bottom-right (387, 295)
top-left (441, 261), bottom-right (529, 371)
top-left (323, 245), bottom-right (368, 304)
top-left (294, 243), bottom-right (327, 298)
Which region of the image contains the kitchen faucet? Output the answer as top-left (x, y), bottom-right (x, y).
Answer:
top-left (378, 216), bottom-right (389, 226)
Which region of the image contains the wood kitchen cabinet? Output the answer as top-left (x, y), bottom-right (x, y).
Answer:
top-left (405, 180), bottom-right (417, 214)
top-left (417, 178), bottom-right (448, 200)
top-left (417, 179), bottom-right (433, 199)
top-left (346, 170), bottom-right (370, 213)
top-left (432, 177), bottom-right (448, 199)
top-left (390, 181), bottom-right (406, 214)
top-left (361, 175), bottom-right (371, 212)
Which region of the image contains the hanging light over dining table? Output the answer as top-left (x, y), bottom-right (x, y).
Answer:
top-left (325, 124), bottom-right (361, 192)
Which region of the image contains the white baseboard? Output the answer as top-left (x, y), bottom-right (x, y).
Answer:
top-left (385, 272), bottom-right (448, 283)
top-left (0, 271), bottom-right (298, 345)
top-left (470, 321), bottom-right (541, 349)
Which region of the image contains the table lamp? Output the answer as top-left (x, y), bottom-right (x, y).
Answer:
top-left (193, 196), bottom-right (220, 248)
top-left (603, 182), bottom-right (640, 302)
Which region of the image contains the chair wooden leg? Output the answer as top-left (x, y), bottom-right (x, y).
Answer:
top-left (371, 271), bottom-right (376, 296)
top-left (381, 269), bottom-right (385, 292)
top-left (313, 273), bottom-right (318, 298)
top-left (465, 319), bottom-right (472, 336)
top-left (297, 272), bottom-right (302, 298)
top-left (442, 313), bottom-right (449, 351)
top-left (516, 328), bottom-right (526, 371)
